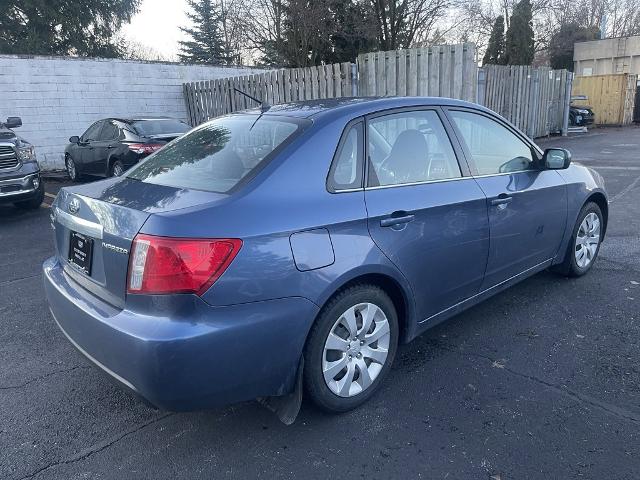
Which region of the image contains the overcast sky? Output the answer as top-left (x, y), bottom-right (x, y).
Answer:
top-left (121, 0), bottom-right (191, 60)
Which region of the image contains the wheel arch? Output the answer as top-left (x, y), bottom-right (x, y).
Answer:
top-left (586, 191), bottom-right (608, 239)
top-left (314, 271), bottom-right (416, 344)
top-left (106, 154), bottom-right (121, 176)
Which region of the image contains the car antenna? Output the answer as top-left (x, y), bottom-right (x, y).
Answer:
top-left (233, 88), bottom-right (271, 113)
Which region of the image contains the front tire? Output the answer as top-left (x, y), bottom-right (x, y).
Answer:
top-left (304, 284), bottom-right (399, 413)
top-left (555, 202), bottom-right (603, 277)
top-left (65, 154), bottom-right (82, 182)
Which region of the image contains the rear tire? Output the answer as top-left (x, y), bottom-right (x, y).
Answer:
top-left (304, 284), bottom-right (398, 413)
top-left (553, 201), bottom-right (603, 277)
top-left (110, 160), bottom-right (124, 177)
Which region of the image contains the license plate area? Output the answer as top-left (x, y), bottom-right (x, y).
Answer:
top-left (68, 231), bottom-right (93, 275)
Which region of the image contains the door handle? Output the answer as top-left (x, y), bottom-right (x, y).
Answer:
top-left (490, 194), bottom-right (513, 206)
top-left (380, 212), bottom-right (415, 227)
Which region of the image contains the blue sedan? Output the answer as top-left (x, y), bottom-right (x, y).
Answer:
top-left (44, 97), bottom-right (607, 416)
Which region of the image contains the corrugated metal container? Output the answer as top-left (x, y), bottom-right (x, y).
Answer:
top-left (572, 74), bottom-right (638, 125)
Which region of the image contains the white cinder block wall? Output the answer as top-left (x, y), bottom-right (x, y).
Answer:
top-left (0, 55), bottom-right (265, 170)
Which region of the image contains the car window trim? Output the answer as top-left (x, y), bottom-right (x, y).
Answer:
top-left (366, 175), bottom-right (479, 191)
top-left (363, 106), bottom-right (471, 190)
top-left (443, 106), bottom-right (544, 177)
top-left (326, 117), bottom-right (365, 194)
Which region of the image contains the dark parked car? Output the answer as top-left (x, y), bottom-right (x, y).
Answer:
top-left (64, 117), bottom-right (191, 181)
top-left (570, 104), bottom-right (595, 126)
top-left (0, 116), bottom-right (43, 209)
top-left (44, 97), bottom-right (608, 418)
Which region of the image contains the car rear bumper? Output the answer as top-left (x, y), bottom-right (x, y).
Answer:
top-left (43, 256), bottom-right (319, 411)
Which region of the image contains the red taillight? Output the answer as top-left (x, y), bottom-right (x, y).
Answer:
top-left (127, 234), bottom-right (242, 295)
top-left (128, 143), bottom-right (164, 154)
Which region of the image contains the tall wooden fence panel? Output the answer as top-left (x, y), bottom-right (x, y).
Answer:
top-left (572, 74), bottom-right (638, 125)
top-left (356, 43), bottom-right (477, 102)
top-left (184, 44), bottom-right (572, 139)
top-left (478, 65), bottom-right (572, 138)
top-left (183, 62), bottom-right (355, 125)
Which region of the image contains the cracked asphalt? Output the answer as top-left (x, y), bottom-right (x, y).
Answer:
top-left (1, 126), bottom-right (639, 479)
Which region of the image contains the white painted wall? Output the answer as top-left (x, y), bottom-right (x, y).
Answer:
top-left (574, 36), bottom-right (640, 76)
top-left (0, 55), bottom-right (265, 170)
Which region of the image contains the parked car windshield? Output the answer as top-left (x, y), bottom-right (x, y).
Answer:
top-left (126, 115), bottom-right (306, 193)
top-left (132, 119), bottom-right (191, 136)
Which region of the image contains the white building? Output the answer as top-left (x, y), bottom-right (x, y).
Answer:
top-left (574, 36), bottom-right (640, 76)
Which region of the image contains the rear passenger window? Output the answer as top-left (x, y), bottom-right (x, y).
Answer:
top-left (327, 122), bottom-right (363, 191)
top-left (449, 110), bottom-right (535, 175)
top-left (100, 122), bottom-right (119, 140)
top-left (367, 110), bottom-right (461, 187)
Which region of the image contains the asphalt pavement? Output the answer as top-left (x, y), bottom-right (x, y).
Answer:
top-left (1, 126), bottom-right (639, 479)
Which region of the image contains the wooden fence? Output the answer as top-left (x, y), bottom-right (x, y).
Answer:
top-left (356, 43), bottom-right (477, 101)
top-left (572, 74), bottom-right (638, 125)
top-left (477, 65), bottom-right (572, 138)
top-left (183, 43), bottom-right (477, 125)
top-left (183, 62), bottom-right (355, 125)
top-left (183, 43), bottom-right (573, 138)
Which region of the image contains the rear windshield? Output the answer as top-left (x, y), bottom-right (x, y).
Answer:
top-left (132, 119), bottom-right (191, 136)
top-left (126, 115), bottom-right (307, 193)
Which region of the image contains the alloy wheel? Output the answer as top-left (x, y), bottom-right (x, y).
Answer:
top-left (66, 156), bottom-right (76, 181)
top-left (322, 302), bottom-right (391, 398)
top-left (112, 162), bottom-right (124, 177)
top-left (574, 212), bottom-right (600, 268)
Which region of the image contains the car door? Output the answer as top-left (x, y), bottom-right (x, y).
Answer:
top-left (90, 120), bottom-right (119, 175)
top-left (446, 108), bottom-right (568, 290)
top-left (364, 108), bottom-right (490, 322)
top-left (79, 121), bottom-right (105, 174)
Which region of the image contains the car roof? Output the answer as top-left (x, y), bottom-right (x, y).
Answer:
top-left (238, 96), bottom-right (489, 120)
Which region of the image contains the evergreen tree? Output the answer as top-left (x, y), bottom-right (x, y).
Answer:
top-left (0, 0), bottom-right (139, 57)
top-left (549, 23), bottom-right (600, 71)
top-left (328, 0), bottom-right (377, 64)
top-left (482, 16), bottom-right (506, 65)
top-left (179, 0), bottom-right (229, 65)
top-left (504, 0), bottom-right (535, 65)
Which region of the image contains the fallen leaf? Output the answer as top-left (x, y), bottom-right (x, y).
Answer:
top-left (631, 281), bottom-right (639, 285)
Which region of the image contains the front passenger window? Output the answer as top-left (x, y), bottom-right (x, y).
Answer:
top-left (82, 122), bottom-right (103, 142)
top-left (449, 111), bottom-right (534, 175)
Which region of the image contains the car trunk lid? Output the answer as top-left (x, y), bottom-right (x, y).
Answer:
top-left (52, 177), bottom-right (226, 307)
top-left (143, 133), bottom-right (183, 142)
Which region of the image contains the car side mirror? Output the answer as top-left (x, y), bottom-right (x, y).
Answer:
top-left (543, 148), bottom-right (571, 170)
top-left (5, 117), bottom-right (22, 128)
top-left (69, 135), bottom-right (80, 144)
